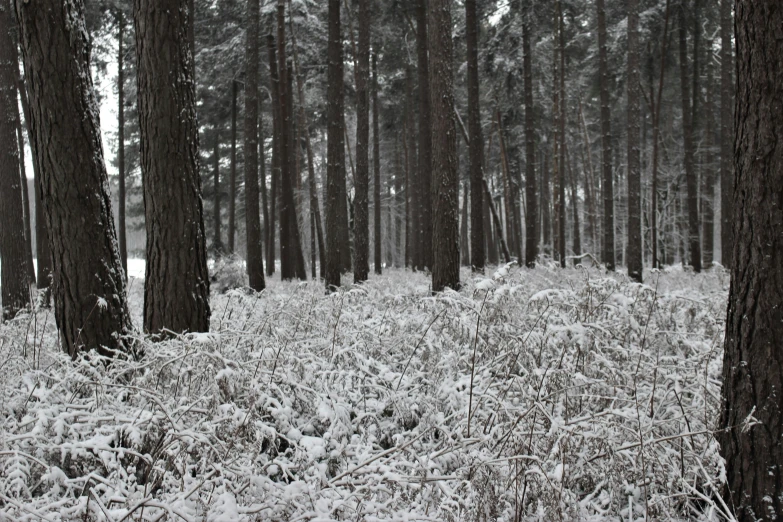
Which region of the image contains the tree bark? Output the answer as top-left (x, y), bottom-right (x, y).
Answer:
top-left (466, 0), bottom-right (485, 273)
top-left (556, 1), bottom-right (566, 269)
top-left (523, 13), bottom-right (537, 268)
top-left (372, 52), bottom-right (382, 275)
top-left (719, 0), bottom-right (732, 267)
top-left (719, 3), bottom-right (783, 519)
top-left (596, 0), bottom-right (615, 270)
top-left (416, 0), bottom-right (432, 271)
top-left (702, 54), bottom-right (715, 268)
top-left (259, 95), bottom-right (270, 271)
top-left (244, 0), bottom-right (265, 290)
top-left (353, 0), bottom-right (370, 283)
top-left (134, 0), bottom-right (210, 336)
top-left (117, 11), bottom-right (128, 277)
top-left (213, 130), bottom-right (222, 253)
top-left (325, 0), bottom-right (344, 290)
top-left (228, 79), bottom-right (238, 254)
top-left (266, 35), bottom-right (280, 276)
top-left (626, 0), bottom-right (642, 282)
top-left (14, 0), bottom-right (132, 354)
top-left (15, 90), bottom-right (34, 285)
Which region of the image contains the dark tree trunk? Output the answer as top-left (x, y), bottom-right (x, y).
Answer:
top-left (719, 0), bottom-right (732, 267)
top-left (0, 5), bottom-right (29, 318)
top-left (678, 3), bottom-right (701, 273)
top-left (556, 1), bottom-right (566, 269)
top-left (466, 0), bottom-right (484, 273)
top-left (228, 79), bottom-right (238, 254)
top-left (416, 0), bottom-right (432, 271)
top-left (325, 0), bottom-right (344, 290)
top-left (353, 0), bottom-right (370, 283)
top-left (286, 61), bottom-right (307, 281)
top-left (542, 151), bottom-right (551, 255)
top-left (372, 53), bottom-right (382, 275)
top-left (134, 0), bottom-right (210, 335)
top-left (14, 0), bottom-right (132, 353)
top-left (596, 0), bottom-right (615, 270)
top-left (267, 35), bottom-right (280, 276)
top-left (626, 0), bottom-right (643, 282)
top-left (428, 0), bottom-right (459, 292)
top-left (523, 14), bottom-right (537, 268)
top-left (117, 11), bottom-right (128, 277)
top-left (461, 181), bottom-right (470, 266)
top-left (259, 96), bottom-right (270, 271)
top-left (650, 0), bottom-right (671, 269)
top-left (719, 3), bottom-right (783, 519)
top-left (244, 0), bottom-right (265, 290)
top-left (394, 137), bottom-right (403, 267)
top-left (213, 130), bottom-right (223, 253)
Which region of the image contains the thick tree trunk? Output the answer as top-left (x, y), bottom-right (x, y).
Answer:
top-left (719, 0), bottom-right (732, 267)
top-left (14, 0), bottom-right (132, 353)
top-left (213, 131), bottom-right (222, 253)
top-left (429, 0), bottom-right (459, 292)
top-left (228, 79), bottom-right (238, 254)
top-left (325, 0), bottom-right (344, 290)
top-left (523, 15), bottom-right (537, 268)
top-left (353, 0), bottom-right (370, 283)
top-left (719, 3), bottom-right (783, 519)
top-left (117, 12), bottom-right (128, 277)
top-left (244, 0), bottom-right (265, 290)
top-left (372, 53), bottom-right (382, 275)
top-left (596, 0), bottom-right (615, 270)
top-left (466, 0), bottom-right (485, 273)
top-left (286, 62), bottom-right (307, 280)
top-left (134, 0), bottom-right (210, 335)
top-left (416, 0), bottom-right (432, 271)
top-left (678, 4), bottom-right (701, 273)
top-left (0, 5), bottom-right (29, 318)
top-left (626, 0), bottom-right (642, 282)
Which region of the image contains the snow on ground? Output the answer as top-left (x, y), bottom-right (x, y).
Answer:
top-left (0, 262), bottom-right (732, 521)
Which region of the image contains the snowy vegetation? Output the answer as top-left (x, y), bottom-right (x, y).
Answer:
top-left (0, 264), bottom-right (732, 521)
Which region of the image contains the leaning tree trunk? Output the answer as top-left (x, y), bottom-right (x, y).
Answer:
top-left (466, 0), bottom-right (485, 273)
top-left (523, 12), bottom-right (537, 268)
top-left (325, 0), bottom-right (345, 290)
top-left (372, 53), bottom-right (382, 275)
top-left (719, 0), bottom-right (732, 267)
top-left (596, 0), bottom-right (615, 270)
top-left (244, 0), bottom-right (265, 290)
top-left (429, 0), bottom-right (459, 292)
top-left (719, 3), bottom-right (783, 519)
top-left (353, 0), bottom-right (370, 283)
top-left (134, 0), bottom-right (210, 336)
top-left (626, 0), bottom-right (643, 282)
top-left (0, 4), bottom-right (29, 318)
top-left (13, 0), bottom-right (132, 354)
top-left (416, 0), bottom-right (432, 271)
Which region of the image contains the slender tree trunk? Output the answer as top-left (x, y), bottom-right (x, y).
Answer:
top-left (213, 130), bottom-right (222, 253)
top-left (228, 79), bottom-right (238, 254)
top-left (244, 0), bottom-right (265, 290)
top-left (568, 147), bottom-right (581, 260)
top-left (651, 0), bottom-right (671, 269)
top-left (557, 0), bottom-right (566, 268)
top-left (702, 54), bottom-right (715, 268)
top-left (325, 0), bottom-right (344, 290)
top-left (117, 11), bottom-right (128, 277)
top-left (14, 0), bottom-right (132, 353)
top-left (353, 0), bottom-right (370, 283)
top-left (719, 4), bottom-right (783, 520)
top-left (578, 96), bottom-right (597, 253)
top-left (134, 0), bottom-right (210, 335)
top-left (523, 14), bottom-right (537, 267)
top-left (678, 3), bottom-right (701, 273)
top-left (267, 35), bottom-right (280, 276)
top-left (259, 95), bottom-right (270, 269)
top-left (596, 0), bottom-right (615, 270)
top-left (626, 0), bottom-right (642, 282)
top-left (719, 0), bottom-right (732, 267)
top-left (286, 62), bottom-right (307, 280)
top-left (416, 0), bottom-right (432, 271)
top-left (404, 64), bottom-right (416, 269)
top-left (394, 136), bottom-right (403, 267)
top-left (461, 181), bottom-right (470, 266)
top-left (372, 53), bottom-right (382, 275)
top-left (542, 151), bottom-right (551, 254)
top-left (466, 0), bottom-right (485, 273)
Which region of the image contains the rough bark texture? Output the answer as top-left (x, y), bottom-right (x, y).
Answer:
top-left (117, 12), bottom-right (128, 277)
top-left (228, 79), bottom-right (238, 254)
top-left (0, 3), bottom-right (29, 318)
top-left (134, 0), bottom-right (210, 335)
top-left (372, 53), bottom-right (382, 275)
top-left (14, 0), bottom-right (132, 353)
top-left (596, 0), bottom-right (614, 270)
top-left (719, 3), bottom-right (783, 520)
top-left (325, 0), bottom-right (344, 290)
top-left (428, 0), bottom-right (459, 292)
top-left (523, 14), bottom-right (537, 268)
top-left (353, 0), bottom-right (370, 283)
top-left (466, 0), bottom-right (485, 273)
top-left (415, 0), bottom-right (432, 271)
top-left (626, 0), bottom-right (643, 283)
top-left (244, 0), bottom-right (264, 290)
top-left (719, 0), bottom-right (733, 267)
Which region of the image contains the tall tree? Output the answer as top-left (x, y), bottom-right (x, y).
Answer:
top-left (719, 0), bottom-right (732, 267)
top-left (354, 0), bottom-right (370, 283)
top-left (626, 0), bottom-right (642, 283)
top-left (429, 0), bottom-right (459, 292)
top-left (719, 2), bottom-right (783, 519)
top-left (415, 0), bottom-right (432, 271)
top-left (523, 10), bottom-right (537, 268)
top-left (372, 52), bottom-right (382, 275)
top-left (14, 0), bottom-right (132, 355)
top-left (228, 79), bottom-right (238, 254)
top-left (134, 0), bottom-right (211, 335)
top-left (466, 0), bottom-right (485, 273)
top-left (213, 130), bottom-right (223, 253)
top-left (596, 0), bottom-right (614, 270)
top-left (267, 36), bottom-right (280, 276)
top-left (556, 0), bottom-right (566, 268)
top-left (325, 0), bottom-right (344, 290)
top-left (0, 4), bottom-right (29, 319)
top-left (117, 11), bottom-right (128, 277)
top-left (678, 2), bottom-right (701, 272)
top-left (244, 0), bottom-right (265, 290)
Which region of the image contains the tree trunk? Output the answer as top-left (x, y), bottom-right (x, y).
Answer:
top-left (325, 0), bottom-right (344, 290)
top-left (404, 64), bottom-right (417, 269)
top-left (213, 130), bottom-right (222, 253)
top-left (461, 180), bottom-right (470, 266)
top-left (596, 0), bottom-right (615, 270)
top-left (259, 95), bottom-right (270, 272)
top-left (466, 0), bottom-right (485, 273)
top-left (286, 62), bottom-right (307, 280)
top-left (244, 0), bottom-right (265, 290)
top-left (568, 147), bottom-right (581, 260)
top-left (626, 0), bottom-right (643, 282)
top-left (117, 11), bottom-right (128, 277)
top-left (523, 14), bottom-right (537, 268)
top-left (372, 53), bottom-right (382, 275)
top-left (416, 0), bottom-right (432, 271)
top-left (719, 3), bottom-right (783, 519)
top-left (701, 49), bottom-right (715, 268)
top-left (134, 0), bottom-right (210, 336)
top-left (678, 3), bottom-right (701, 273)
top-left (556, 1), bottom-right (566, 269)
top-left (429, 0), bottom-right (459, 291)
top-left (14, 0), bottom-right (132, 354)
top-left (542, 150), bottom-right (551, 255)
top-left (651, 0), bottom-right (671, 269)
top-left (0, 5), bottom-right (29, 318)
top-left (267, 35), bottom-right (280, 276)
top-left (719, 0), bottom-right (732, 267)
top-left (16, 94), bottom-right (35, 285)
top-left (353, 0), bottom-right (370, 283)
top-left (228, 79), bottom-right (238, 254)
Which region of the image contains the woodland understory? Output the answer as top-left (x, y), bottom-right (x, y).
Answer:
top-left (0, 262), bottom-right (732, 521)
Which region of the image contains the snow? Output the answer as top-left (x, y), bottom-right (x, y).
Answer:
top-left (0, 263), bottom-right (733, 520)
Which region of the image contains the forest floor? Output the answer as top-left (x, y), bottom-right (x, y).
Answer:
top-left (0, 261), bottom-right (734, 521)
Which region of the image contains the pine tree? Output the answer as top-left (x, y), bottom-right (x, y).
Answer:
top-left (626, 0), bottom-right (643, 283)
top-left (325, 0), bottom-right (344, 290)
top-left (596, 0), bottom-right (614, 270)
top-left (466, 0), bottom-right (485, 273)
top-left (353, 0), bottom-right (370, 283)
